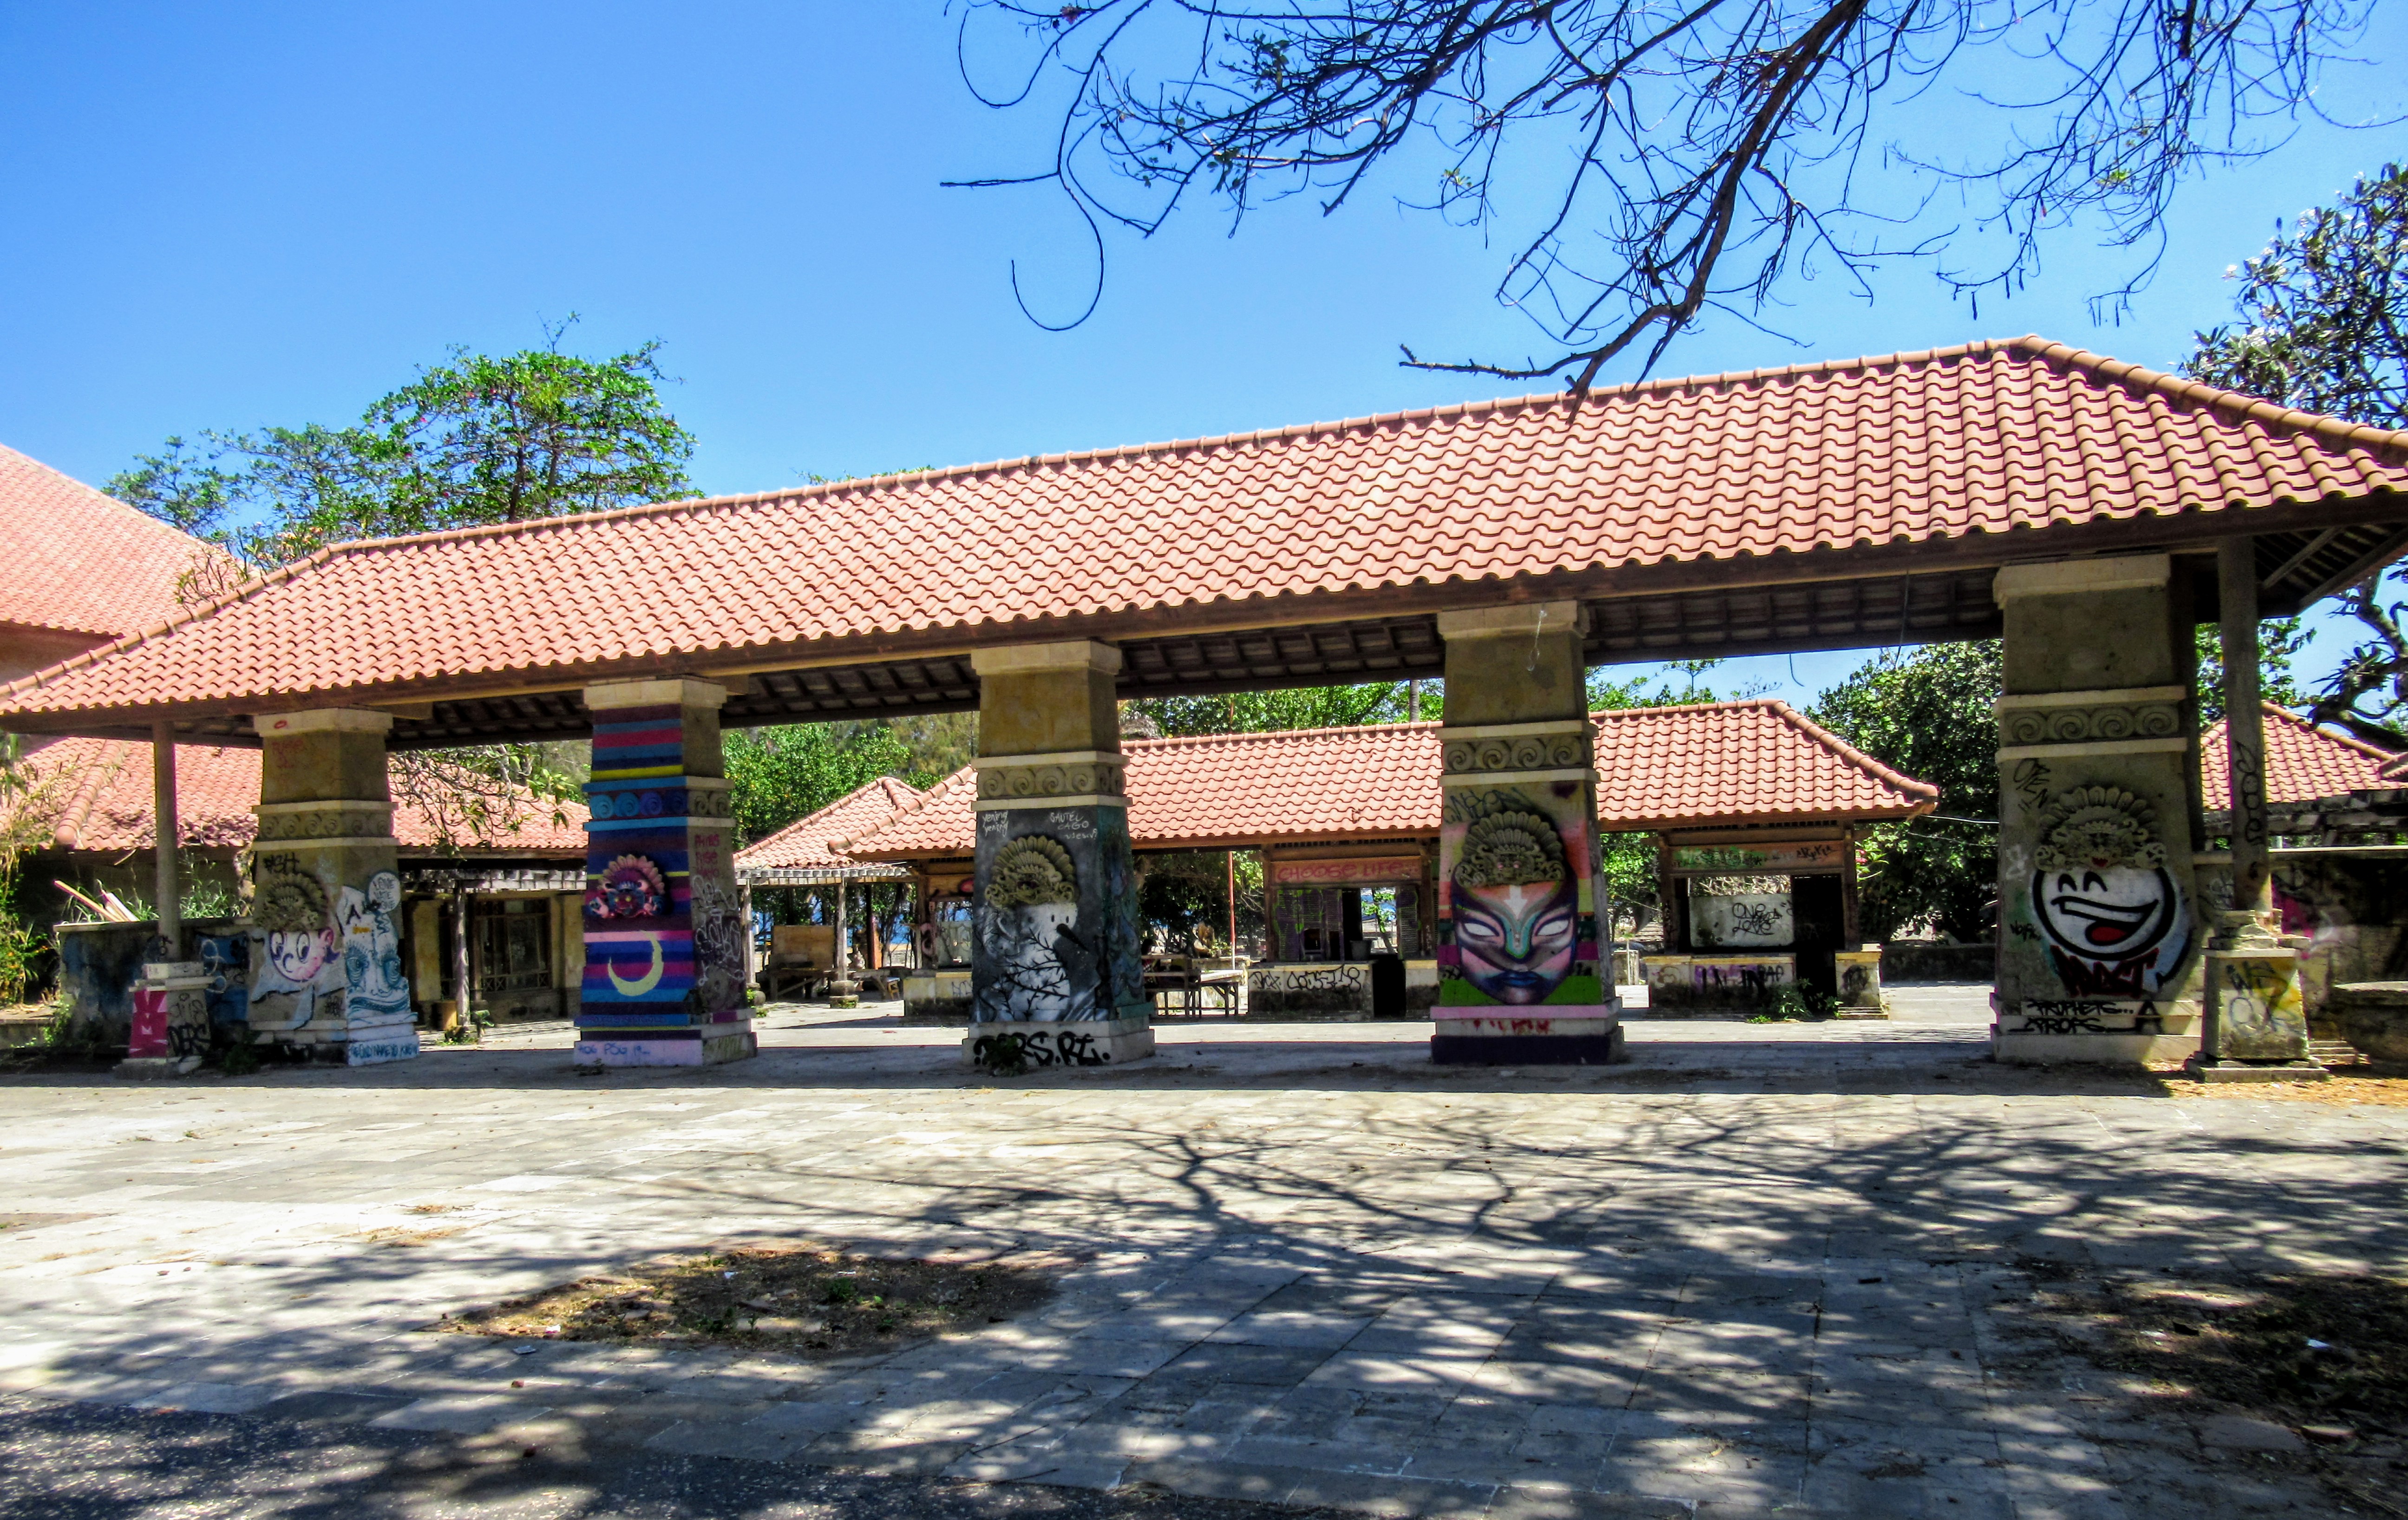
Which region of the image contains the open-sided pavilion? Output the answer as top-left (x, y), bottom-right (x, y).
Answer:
top-left (7, 336), bottom-right (2407, 1072)
top-left (838, 701), bottom-right (1936, 1024)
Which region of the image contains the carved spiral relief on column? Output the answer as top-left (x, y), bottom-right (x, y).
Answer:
top-left (978, 759), bottom-right (1124, 799)
top-left (1443, 734), bottom-right (1590, 774)
top-left (1999, 703), bottom-right (2184, 747)
top-left (256, 807), bottom-right (393, 841)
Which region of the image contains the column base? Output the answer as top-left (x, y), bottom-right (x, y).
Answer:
top-left (113, 1055), bottom-right (203, 1080)
top-left (1994, 1032), bottom-right (2199, 1067)
top-left (963, 1017), bottom-right (1154, 1070)
top-left (346, 1031), bottom-right (422, 1065)
top-left (1430, 1009), bottom-right (1626, 1066)
top-left (574, 1023), bottom-right (757, 1068)
top-left (1833, 1004), bottom-right (1892, 1021)
top-left (2186, 1057), bottom-right (2331, 1084)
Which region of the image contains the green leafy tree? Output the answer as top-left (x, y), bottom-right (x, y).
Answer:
top-left (1811, 642), bottom-right (2002, 943)
top-left (726, 724), bottom-right (928, 845)
top-left (1124, 683), bottom-right (1413, 738)
top-left (2187, 165), bottom-right (2408, 746)
top-left (2195, 620), bottom-right (2310, 723)
top-left (111, 322), bottom-right (695, 593)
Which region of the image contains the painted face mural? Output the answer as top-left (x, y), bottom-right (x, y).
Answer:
top-left (254, 864), bottom-right (336, 987)
top-left (1452, 807), bottom-right (1579, 1004)
top-left (587, 854), bottom-right (667, 921)
top-left (2027, 786), bottom-right (2190, 997)
top-left (978, 834), bottom-right (1083, 1022)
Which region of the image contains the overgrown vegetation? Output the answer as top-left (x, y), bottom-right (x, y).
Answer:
top-left (438, 1244), bottom-right (1055, 1358)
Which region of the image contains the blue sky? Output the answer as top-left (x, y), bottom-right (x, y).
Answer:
top-left (3, 3), bottom-right (2403, 712)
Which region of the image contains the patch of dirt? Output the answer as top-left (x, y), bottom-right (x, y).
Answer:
top-left (438, 1243), bottom-right (1058, 1358)
top-left (2027, 1267), bottom-right (2408, 1421)
top-left (360, 1226), bottom-right (468, 1248)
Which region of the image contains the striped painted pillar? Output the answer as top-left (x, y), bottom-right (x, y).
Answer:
top-left (574, 678), bottom-right (754, 1067)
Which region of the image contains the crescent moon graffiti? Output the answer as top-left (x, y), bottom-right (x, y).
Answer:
top-left (606, 934), bottom-right (665, 996)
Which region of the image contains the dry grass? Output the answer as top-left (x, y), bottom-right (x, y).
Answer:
top-left (2144, 1069), bottom-right (2408, 1107)
top-left (438, 1243), bottom-right (1057, 1359)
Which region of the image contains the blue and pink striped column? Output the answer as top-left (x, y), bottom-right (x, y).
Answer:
top-left (575, 678), bottom-right (754, 1067)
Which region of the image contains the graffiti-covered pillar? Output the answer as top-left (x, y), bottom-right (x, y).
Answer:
top-left (1993, 554), bottom-right (2206, 1065)
top-left (246, 708), bottom-right (416, 1065)
top-left (964, 640), bottom-right (1152, 1069)
top-left (1430, 603), bottom-right (1623, 1065)
top-left (574, 677), bottom-right (754, 1068)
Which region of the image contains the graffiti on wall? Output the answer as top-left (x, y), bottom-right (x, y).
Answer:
top-left (337, 869), bottom-right (412, 1025)
top-left (250, 856), bottom-right (341, 1027)
top-left (1690, 890), bottom-right (1793, 949)
top-left (1438, 784), bottom-right (1599, 1008)
top-left (2026, 785), bottom-right (2191, 997)
top-left (972, 806), bottom-right (1145, 1024)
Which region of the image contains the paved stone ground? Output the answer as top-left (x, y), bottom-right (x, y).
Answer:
top-left (2, 987), bottom-right (2399, 1518)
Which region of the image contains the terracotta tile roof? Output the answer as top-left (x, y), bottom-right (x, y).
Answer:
top-left (845, 702), bottom-right (1935, 859)
top-left (5, 735), bottom-right (588, 855)
top-left (1591, 700), bottom-right (1938, 830)
top-left (733, 777), bottom-right (921, 882)
top-left (0, 444), bottom-right (228, 640)
top-left (2202, 705), bottom-right (2398, 806)
top-left (9, 335), bottom-right (2408, 725)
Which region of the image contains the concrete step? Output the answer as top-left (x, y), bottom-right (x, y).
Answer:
top-left (2310, 1038), bottom-right (2368, 1068)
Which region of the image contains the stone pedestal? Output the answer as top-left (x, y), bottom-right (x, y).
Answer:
top-left (1834, 947), bottom-right (1888, 1019)
top-left (2190, 918), bottom-right (2325, 1082)
top-left (116, 961), bottom-right (210, 1078)
top-left (1990, 557), bottom-right (2206, 1067)
top-left (244, 709), bottom-right (418, 1065)
top-left (1430, 604), bottom-right (1623, 1065)
top-left (963, 642), bottom-right (1151, 1071)
top-left (575, 679), bottom-right (754, 1068)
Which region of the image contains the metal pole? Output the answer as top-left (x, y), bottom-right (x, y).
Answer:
top-left (2219, 538), bottom-right (2273, 918)
top-left (151, 721), bottom-right (179, 960)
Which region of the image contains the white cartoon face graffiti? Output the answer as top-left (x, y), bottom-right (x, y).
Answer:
top-left (2025, 786), bottom-right (2191, 999)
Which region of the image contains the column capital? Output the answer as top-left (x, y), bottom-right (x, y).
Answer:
top-left (1436, 601), bottom-right (1589, 639)
top-left (970, 640), bottom-right (1123, 677)
top-left (252, 708), bottom-right (395, 737)
top-left (1992, 553), bottom-right (2171, 603)
top-left (584, 676), bottom-right (730, 712)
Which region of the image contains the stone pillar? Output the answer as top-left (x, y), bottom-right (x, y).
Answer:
top-left (1430, 603), bottom-right (1622, 1065)
top-left (151, 723), bottom-right (180, 960)
top-left (1992, 555), bottom-right (2205, 1066)
top-left (2218, 539), bottom-right (2274, 918)
top-left (575, 678), bottom-right (754, 1067)
top-left (246, 708), bottom-right (417, 1064)
top-left (964, 640), bottom-right (1152, 1069)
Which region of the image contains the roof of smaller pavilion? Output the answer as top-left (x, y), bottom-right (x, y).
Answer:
top-left (0, 444), bottom-right (231, 641)
top-left (733, 777), bottom-right (923, 884)
top-left (2201, 705), bottom-right (2398, 807)
top-left (842, 702), bottom-right (1937, 860)
top-left (5, 735), bottom-right (589, 856)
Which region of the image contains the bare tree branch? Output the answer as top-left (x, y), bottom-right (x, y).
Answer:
top-left (953, 0), bottom-right (2379, 388)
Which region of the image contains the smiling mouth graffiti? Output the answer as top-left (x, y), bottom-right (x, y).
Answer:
top-left (2030, 866), bottom-right (2183, 996)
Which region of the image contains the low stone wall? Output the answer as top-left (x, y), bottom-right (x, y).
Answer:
top-left (1879, 943), bottom-right (1993, 983)
top-left (1247, 961), bottom-right (1373, 1020)
top-left (1642, 953), bottom-right (1794, 1015)
top-left (52, 918), bottom-right (243, 1047)
top-left (901, 970), bottom-right (974, 1025)
top-left (2328, 982), bottom-right (2408, 1062)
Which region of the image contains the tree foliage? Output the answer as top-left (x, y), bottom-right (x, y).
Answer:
top-left (1811, 641), bottom-right (2001, 943)
top-left (726, 724), bottom-right (932, 845)
top-left (2194, 619), bottom-right (2309, 724)
top-left (1125, 681), bottom-right (1416, 737)
top-left (2188, 164), bottom-right (2408, 746)
top-left (111, 323), bottom-right (695, 598)
top-left (956, 0), bottom-right (2369, 385)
